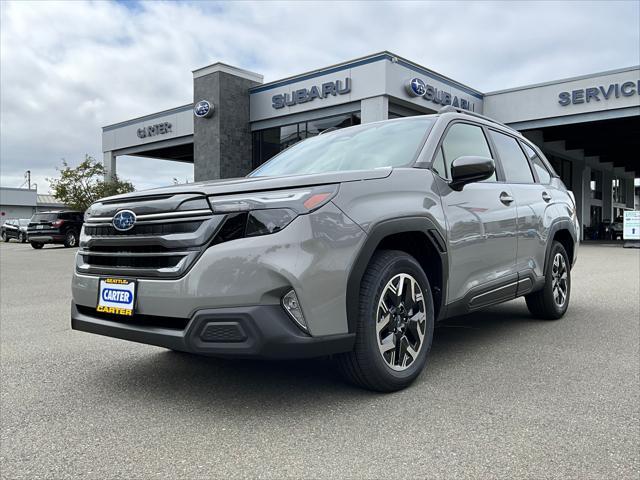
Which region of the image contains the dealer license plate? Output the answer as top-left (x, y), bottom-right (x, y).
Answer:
top-left (97, 278), bottom-right (136, 316)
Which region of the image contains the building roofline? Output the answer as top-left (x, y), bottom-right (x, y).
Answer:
top-left (192, 62), bottom-right (263, 83)
top-left (249, 51), bottom-right (484, 99)
top-left (0, 187), bottom-right (37, 193)
top-left (102, 103), bottom-right (193, 131)
top-left (484, 65), bottom-right (640, 96)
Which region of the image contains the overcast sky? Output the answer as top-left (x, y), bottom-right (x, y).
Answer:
top-left (1, 0), bottom-right (639, 192)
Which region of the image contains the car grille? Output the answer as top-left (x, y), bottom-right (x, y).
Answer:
top-left (77, 194), bottom-right (228, 278)
top-left (84, 220), bottom-right (202, 237)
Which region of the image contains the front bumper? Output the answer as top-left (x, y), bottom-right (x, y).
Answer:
top-left (72, 202), bottom-right (366, 337)
top-left (71, 302), bottom-right (354, 358)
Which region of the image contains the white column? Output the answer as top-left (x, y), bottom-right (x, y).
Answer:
top-left (104, 151), bottom-right (116, 182)
top-left (572, 162), bottom-right (589, 239)
top-left (360, 96), bottom-right (388, 124)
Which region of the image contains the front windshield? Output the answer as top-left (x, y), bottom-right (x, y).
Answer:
top-left (19, 219), bottom-right (30, 226)
top-left (250, 116), bottom-right (435, 177)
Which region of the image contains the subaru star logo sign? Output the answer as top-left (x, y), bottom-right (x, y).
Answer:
top-left (193, 100), bottom-right (214, 118)
top-left (112, 210), bottom-right (136, 232)
top-left (406, 78), bottom-right (427, 97)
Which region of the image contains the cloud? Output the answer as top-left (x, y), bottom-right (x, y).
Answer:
top-left (1, 0), bottom-right (638, 192)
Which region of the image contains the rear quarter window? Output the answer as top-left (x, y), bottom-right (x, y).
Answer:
top-left (522, 143), bottom-right (551, 184)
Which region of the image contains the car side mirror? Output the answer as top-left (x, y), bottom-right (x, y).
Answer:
top-left (450, 156), bottom-right (495, 191)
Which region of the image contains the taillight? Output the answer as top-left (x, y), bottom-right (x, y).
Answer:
top-left (52, 220), bottom-right (65, 227)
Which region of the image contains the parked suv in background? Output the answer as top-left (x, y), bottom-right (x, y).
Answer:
top-left (71, 107), bottom-right (579, 391)
top-left (1, 218), bottom-right (30, 243)
top-left (28, 211), bottom-right (84, 249)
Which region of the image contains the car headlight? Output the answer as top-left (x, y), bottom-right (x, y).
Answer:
top-left (207, 185), bottom-right (338, 237)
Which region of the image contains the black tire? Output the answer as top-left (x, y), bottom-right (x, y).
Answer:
top-left (30, 242), bottom-right (44, 249)
top-left (336, 250), bottom-right (435, 392)
top-left (1, 232), bottom-right (8, 242)
top-left (18, 232), bottom-right (26, 243)
top-left (526, 241), bottom-right (571, 320)
top-left (63, 230), bottom-right (78, 248)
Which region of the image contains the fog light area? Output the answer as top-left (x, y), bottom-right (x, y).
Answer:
top-left (282, 289), bottom-right (308, 332)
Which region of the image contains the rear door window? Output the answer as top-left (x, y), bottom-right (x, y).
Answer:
top-left (488, 130), bottom-right (534, 183)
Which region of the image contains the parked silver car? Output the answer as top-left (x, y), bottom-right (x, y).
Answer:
top-left (71, 108), bottom-right (579, 391)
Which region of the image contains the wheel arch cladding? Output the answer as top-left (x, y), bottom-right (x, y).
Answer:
top-left (544, 219), bottom-right (576, 273)
top-left (553, 229), bottom-right (574, 267)
top-left (346, 217), bottom-right (448, 333)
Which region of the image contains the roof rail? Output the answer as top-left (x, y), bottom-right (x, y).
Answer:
top-left (438, 105), bottom-right (516, 132)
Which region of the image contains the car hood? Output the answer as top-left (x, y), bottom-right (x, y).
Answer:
top-left (88, 168), bottom-right (393, 217)
top-left (101, 168), bottom-right (392, 201)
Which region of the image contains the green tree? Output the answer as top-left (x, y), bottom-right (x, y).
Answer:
top-left (47, 155), bottom-right (135, 212)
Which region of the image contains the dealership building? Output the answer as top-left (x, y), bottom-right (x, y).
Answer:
top-left (102, 52), bottom-right (639, 238)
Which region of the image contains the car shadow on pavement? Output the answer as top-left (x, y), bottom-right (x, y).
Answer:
top-left (93, 301), bottom-right (543, 411)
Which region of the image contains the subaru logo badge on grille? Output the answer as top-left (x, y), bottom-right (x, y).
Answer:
top-left (112, 210), bottom-right (136, 232)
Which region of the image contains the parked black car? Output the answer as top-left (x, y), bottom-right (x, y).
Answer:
top-left (27, 211), bottom-right (84, 249)
top-left (1, 218), bottom-right (30, 243)
top-left (599, 218), bottom-right (624, 240)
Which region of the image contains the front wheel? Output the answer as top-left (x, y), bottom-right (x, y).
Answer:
top-left (30, 242), bottom-right (44, 249)
top-left (526, 241), bottom-right (571, 320)
top-left (64, 231), bottom-right (78, 248)
top-left (1, 232), bottom-right (8, 242)
top-left (336, 250), bottom-right (435, 392)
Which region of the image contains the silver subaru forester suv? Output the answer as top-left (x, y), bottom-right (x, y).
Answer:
top-left (72, 108), bottom-right (579, 391)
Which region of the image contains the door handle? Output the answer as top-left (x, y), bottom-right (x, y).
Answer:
top-left (542, 192), bottom-right (552, 202)
top-left (499, 192), bottom-right (514, 205)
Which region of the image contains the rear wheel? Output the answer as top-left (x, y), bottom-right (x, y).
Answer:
top-left (18, 232), bottom-right (26, 243)
top-left (64, 230), bottom-right (78, 248)
top-left (526, 241), bottom-right (571, 320)
top-left (336, 250), bottom-right (434, 392)
top-left (30, 242), bottom-right (44, 249)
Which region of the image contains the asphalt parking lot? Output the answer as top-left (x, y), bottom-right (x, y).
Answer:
top-left (0, 241), bottom-right (638, 479)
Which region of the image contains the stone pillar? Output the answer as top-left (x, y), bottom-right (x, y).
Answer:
top-left (192, 63), bottom-right (263, 181)
top-left (360, 96), bottom-right (389, 123)
top-left (602, 170), bottom-right (613, 221)
top-left (104, 151), bottom-right (116, 182)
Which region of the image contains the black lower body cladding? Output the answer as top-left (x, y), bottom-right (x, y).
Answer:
top-left (71, 302), bottom-right (355, 359)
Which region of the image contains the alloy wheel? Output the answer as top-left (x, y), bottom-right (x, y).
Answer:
top-left (376, 273), bottom-right (427, 371)
top-left (551, 252), bottom-right (568, 307)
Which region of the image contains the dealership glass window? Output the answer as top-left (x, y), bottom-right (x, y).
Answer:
top-left (612, 177), bottom-right (626, 204)
top-left (440, 123), bottom-right (496, 181)
top-left (613, 207), bottom-right (625, 222)
top-left (252, 112), bottom-right (361, 169)
top-left (590, 205), bottom-right (602, 226)
top-left (488, 130), bottom-right (534, 183)
top-left (590, 170), bottom-right (603, 200)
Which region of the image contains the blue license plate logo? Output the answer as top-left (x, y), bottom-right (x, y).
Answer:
top-left (97, 278), bottom-right (135, 316)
